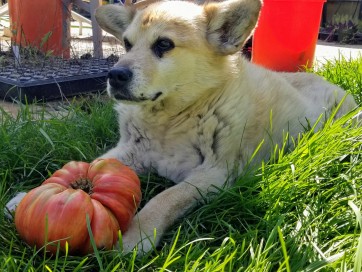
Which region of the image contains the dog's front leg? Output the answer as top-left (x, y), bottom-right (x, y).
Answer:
top-left (99, 142), bottom-right (145, 173)
top-left (121, 166), bottom-right (228, 254)
top-left (5, 192), bottom-right (27, 218)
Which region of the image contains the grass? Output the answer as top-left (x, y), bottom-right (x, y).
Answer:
top-left (1, 56), bottom-right (362, 271)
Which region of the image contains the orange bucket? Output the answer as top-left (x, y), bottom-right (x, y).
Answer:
top-left (8, 0), bottom-right (72, 58)
top-left (252, 0), bottom-right (326, 72)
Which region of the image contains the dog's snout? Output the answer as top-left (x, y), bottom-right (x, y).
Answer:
top-left (108, 68), bottom-right (133, 89)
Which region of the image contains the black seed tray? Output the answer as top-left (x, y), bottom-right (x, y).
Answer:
top-left (0, 58), bottom-right (116, 103)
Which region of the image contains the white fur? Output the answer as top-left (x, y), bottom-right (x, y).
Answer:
top-left (5, 192), bottom-right (27, 218)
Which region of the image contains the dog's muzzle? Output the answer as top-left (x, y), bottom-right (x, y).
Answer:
top-left (107, 67), bottom-right (134, 100)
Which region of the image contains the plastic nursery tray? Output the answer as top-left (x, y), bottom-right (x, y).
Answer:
top-left (0, 58), bottom-right (116, 103)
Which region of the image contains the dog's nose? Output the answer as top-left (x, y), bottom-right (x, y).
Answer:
top-left (107, 67), bottom-right (133, 89)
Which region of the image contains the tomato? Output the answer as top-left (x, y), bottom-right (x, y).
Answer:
top-left (15, 158), bottom-right (141, 255)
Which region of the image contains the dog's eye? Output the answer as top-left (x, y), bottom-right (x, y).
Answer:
top-left (123, 38), bottom-right (132, 52)
top-left (152, 38), bottom-right (175, 58)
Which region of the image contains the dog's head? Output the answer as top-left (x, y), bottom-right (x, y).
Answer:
top-left (96, 0), bottom-right (261, 107)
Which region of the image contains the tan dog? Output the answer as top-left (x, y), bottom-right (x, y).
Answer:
top-left (6, 0), bottom-right (357, 254)
top-left (93, 0), bottom-right (357, 253)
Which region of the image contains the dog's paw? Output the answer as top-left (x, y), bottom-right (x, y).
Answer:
top-left (118, 216), bottom-right (159, 255)
top-left (121, 229), bottom-right (155, 254)
top-left (5, 192), bottom-right (27, 219)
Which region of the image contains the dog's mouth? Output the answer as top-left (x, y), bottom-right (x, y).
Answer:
top-left (112, 92), bottom-right (138, 101)
top-left (110, 88), bottom-right (163, 103)
top-left (151, 92), bottom-right (163, 101)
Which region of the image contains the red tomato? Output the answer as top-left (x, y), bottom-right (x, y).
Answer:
top-left (15, 158), bottom-right (141, 255)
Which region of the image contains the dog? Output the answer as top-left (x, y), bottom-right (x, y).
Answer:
top-left (7, 0), bottom-right (357, 254)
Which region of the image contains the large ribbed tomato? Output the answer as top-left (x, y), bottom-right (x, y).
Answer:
top-left (15, 158), bottom-right (141, 255)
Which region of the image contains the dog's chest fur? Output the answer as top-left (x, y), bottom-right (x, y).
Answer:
top-left (115, 94), bottom-right (246, 182)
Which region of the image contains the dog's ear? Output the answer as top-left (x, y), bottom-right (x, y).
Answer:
top-left (204, 0), bottom-right (262, 55)
top-left (95, 4), bottom-right (135, 40)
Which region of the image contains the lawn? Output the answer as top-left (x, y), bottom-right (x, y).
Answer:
top-left (1, 55), bottom-right (362, 271)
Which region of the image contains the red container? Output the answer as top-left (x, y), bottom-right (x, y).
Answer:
top-left (8, 0), bottom-right (72, 58)
top-left (252, 0), bottom-right (326, 72)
